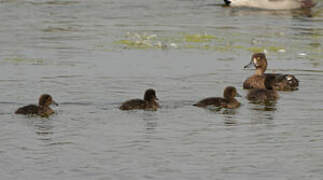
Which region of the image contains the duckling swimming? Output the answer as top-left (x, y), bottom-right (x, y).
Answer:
top-left (224, 0), bottom-right (316, 10)
top-left (193, 86), bottom-right (241, 109)
top-left (15, 94), bottom-right (58, 117)
top-left (247, 76), bottom-right (279, 103)
top-left (120, 89), bottom-right (159, 111)
top-left (243, 53), bottom-right (299, 91)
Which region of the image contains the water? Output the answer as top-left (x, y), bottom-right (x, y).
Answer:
top-left (1, 0), bottom-right (323, 179)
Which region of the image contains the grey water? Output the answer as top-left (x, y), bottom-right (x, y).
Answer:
top-left (0, 0), bottom-right (323, 179)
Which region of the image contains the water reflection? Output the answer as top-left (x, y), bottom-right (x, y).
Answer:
top-left (27, 117), bottom-right (54, 140)
top-left (249, 100), bottom-right (278, 111)
top-left (203, 107), bottom-right (239, 125)
top-left (224, 116), bottom-right (238, 125)
top-left (28, 1), bottom-right (80, 6)
top-left (224, 7), bottom-right (318, 18)
top-left (220, 108), bottom-right (237, 125)
top-left (142, 112), bottom-right (158, 132)
top-left (291, 9), bottom-right (315, 18)
top-left (248, 102), bottom-right (277, 123)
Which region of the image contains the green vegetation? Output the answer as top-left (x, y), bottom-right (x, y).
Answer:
top-left (109, 32), bottom-right (292, 54)
top-left (4, 57), bottom-right (45, 64)
top-left (184, 33), bottom-right (216, 43)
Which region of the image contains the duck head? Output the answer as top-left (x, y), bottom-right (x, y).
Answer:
top-left (144, 89), bottom-right (158, 102)
top-left (224, 86), bottom-right (241, 99)
top-left (39, 94), bottom-right (58, 107)
top-left (244, 53), bottom-right (268, 74)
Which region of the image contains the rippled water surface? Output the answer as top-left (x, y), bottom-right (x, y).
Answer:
top-left (1, 0), bottom-right (323, 179)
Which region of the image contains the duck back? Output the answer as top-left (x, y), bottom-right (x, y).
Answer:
top-left (270, 74), bottom-right (299, 91)
top-left (244, 73), bottom-right (298, 91)
top-left (193, 97), bottom-right (226, 108)
top-left (119, 99), bottom-right (160, 111)
top-left (15, 104), bottom-right (39, 115)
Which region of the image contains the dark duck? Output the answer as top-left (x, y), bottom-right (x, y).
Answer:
top-left (15, 94), bottom-right (58, 117)
top-left (243, 53), bottom-right (299, 91)
top-left (120, 89), bottom-right (159, 111)
top-left (194, 86), bottom-right (241, 109)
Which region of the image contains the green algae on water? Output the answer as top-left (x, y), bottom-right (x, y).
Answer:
top-left (184, 33), bottom-right (216, 43)
top-left (4, 57), bottom-right (45, 65)
top-left (112, 32), bottom-right (288, 54)
top-left (247, 46), bottom-right (286, 53)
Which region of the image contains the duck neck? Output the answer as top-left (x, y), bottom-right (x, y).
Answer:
top-left (255, 67), bottom-right (265, 76)
top-left (39, 105), bottom-right (49, 110)
top-left (145, 98), bottom-right (153, 102)
top-left (230, 97), bottom-right (237, 102)
top-left (146, 98), bottom-right (157, 105)
top-left (225, 96), bottom-right (235, 102)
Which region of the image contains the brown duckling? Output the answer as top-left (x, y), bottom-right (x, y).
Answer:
top-left (247, 76), bottom-right (279, 103)
top-left (243, 53), bottom-right (299, 91)
top-left (120, 89), bottom-right (159, 111)
top-left (15, 94), bottom-right (58, 117)
top-left (193, 86), bottom-right (241, 109)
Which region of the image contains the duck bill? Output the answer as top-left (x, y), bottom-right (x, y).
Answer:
top-left (243, 61), bottom-right (254, 69)
top-left (52, 100), bottom-right (59, 106)
top-left (236, 93), bottom-right (242, 97)
top-left (155, 97), bottom-right (159, 101)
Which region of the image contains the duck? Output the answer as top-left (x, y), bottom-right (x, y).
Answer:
top-left (193, 86), bottom-right (241, 109)
top-left (15, 94), bottom-right (58, 117)
top-left (120, 89), bottom-right (159, 111)
top-left (224, 0), bottom-right (316, 10)
top-left (247, 76), bottom-right (279, 103)
top-left (243, 53), bottom-right (299, 91)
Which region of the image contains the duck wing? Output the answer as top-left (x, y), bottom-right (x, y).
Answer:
top-left (265, 73), bottom-right (299, 91)
top-left (15, 104), bottom-right (39, 114)
top-left (119, 99), bottom-right (147, 110)
top-left (243, 75), bottom-right (266, 89)
top-left (193, 97), bottom-right (225, 107)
